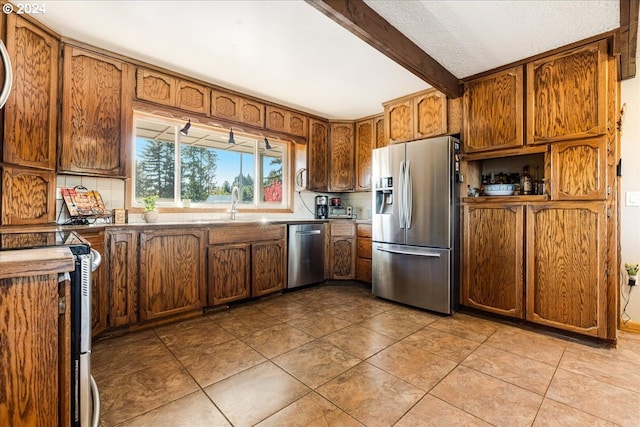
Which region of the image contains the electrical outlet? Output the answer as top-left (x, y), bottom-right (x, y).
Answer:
top-left (626, 191), bottom-right (640, 207)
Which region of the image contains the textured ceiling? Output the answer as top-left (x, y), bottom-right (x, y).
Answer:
top-left (34, 1), bottom-right (619, 120)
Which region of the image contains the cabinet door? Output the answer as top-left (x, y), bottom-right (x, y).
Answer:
top-left (139, 229), bottom-right (206, 320)
top-left (307, 119), bottom-right (329, 192)
top-left (330, 236), bottom-right (356, 280)
top-left (177, 80), bottom-right (209, 114)
top-left (356, 224), bottom-right (372, 283)
top-left (355, 119), bottom-right (373, 192)
top-left (414, 89), bottom-right (447, 139)
top-left (3, 14), bottom-right (58, 170)
top-left (384, 98), bottom-right (414, 144)
top-left (207, 243), bottom-right (250, 305)
top-left (1, 166), bottom-right (55, 225)
top-left (527, 40), bottom-right (607, 143)
top-left (462, 204), bottom-right (524, 318)
top-left (463, 66), bottom-right (524, 152)
top-left (0, 274), bottom-right (61, 427)
top-left (81, 230), bottom-right (107, 337)
top-left (135, 68), bottom-right (176, 107)
top-left (374, 115), bottom-right (386, 148)
top-left (266, 106), bottom-right (307, 137)
top-left (252, 239), bottom-right (286, 297)
top-left (329, 122), bottom-right (355, 192)
top-left (551, 136), bottom-right (607, 200)
top-left (106, 231), bottom-right (138, 327)
top-left (61, 46), bottom-right (133, 177)
top-left (526, 202), bottom-right (607, 338)
top-left (211, 90), bottom-right (241, 122)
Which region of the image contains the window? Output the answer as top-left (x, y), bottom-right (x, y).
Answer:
top-left (133, 114), bottom-right (289, 209)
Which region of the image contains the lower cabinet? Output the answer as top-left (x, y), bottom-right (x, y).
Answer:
top-left (207, 224), bottom-right (286, 305)
top-left (138, 229), bottom-right (206, 320)
top-left (106, 230), bottom-right (138, 327)
top-left (356, 223), bottom-right (372, 283)
top-left (462, 201), bottom-right (612, 339)
top-left (329, 221), bottom-right (356, 280)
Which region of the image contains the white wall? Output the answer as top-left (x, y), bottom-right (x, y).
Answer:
top-left (620, 38), bottom-right (640, 324)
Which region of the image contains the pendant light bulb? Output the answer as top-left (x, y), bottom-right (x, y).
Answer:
top-left (228, 128), bottom-right (235, 144)
top-left (179, 119), bottom-right (191, 136)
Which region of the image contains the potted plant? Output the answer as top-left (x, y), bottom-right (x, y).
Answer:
top-left (625, 263), bottom-right (639, 285)
top-left (142, 195), bottom-right (159, 223)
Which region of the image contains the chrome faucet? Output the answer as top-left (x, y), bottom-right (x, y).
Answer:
top-left (230, 186), bottom-right (240, 220)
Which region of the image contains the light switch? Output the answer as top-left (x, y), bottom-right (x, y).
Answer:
top-left (626, 191), bottom-right (640, 207)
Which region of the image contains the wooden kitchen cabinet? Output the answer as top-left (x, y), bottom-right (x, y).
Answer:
top-left (355, 118), bottom-right (374, 191)
top-left (384, 96), bottom-right (414, 144)
top-left (106, 230), bottom-right (138, 327)
top-left (3, 14), bottom-right (58, 170)
top-left (177, 80), bottom-right (209, 114)
top-left (329, 221), bottom-right (356, 280)
top-left (550, 136), bottom-right (607, 200)
top-left (60, 46), bottom-right (134, 177)
top-left (208, 243), bottom-right (250, 305)
top-left (461, 203), bottom-right (524, 318)
top-left (211, 90), bottom-right (265, 128)
top-left (79, 229), bottom-right (108, 337)
top-left (373, 115), bottom-right (386, 148)
top-left (252, 239), bottom-right (286, 297)
top-left (266, 106), bottom-right (307, 137)
top-left (1, 166), bottom-right (55, 225)
top-left (329, 121), bottom-right (355, 192)
top-left (414, 89), bottom-right (448, 140)
top-left (307, 118), bottom-right (329, 192)
top-left (527, 40), bottom-right (608, 144)
top-left (138, 229), bottom-right (206, 320)
top-left (463, 66), bottom-right (524, 153)
top-left (526, 202), bottom-right (607, 338)
top-left (135, 68), bottom-right (176, 107)
top-left (356, 223), bottom-right (372, 283)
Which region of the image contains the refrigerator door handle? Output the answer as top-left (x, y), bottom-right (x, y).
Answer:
top-left (376, 245), bottom-right (442, 257)
top-left (406, 161), bottom-right (413, 229)
top-left (398, 161), bottom-right (406, 229)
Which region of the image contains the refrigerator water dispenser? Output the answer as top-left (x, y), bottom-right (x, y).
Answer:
top-left (375, 177), bottom-right (393, 214)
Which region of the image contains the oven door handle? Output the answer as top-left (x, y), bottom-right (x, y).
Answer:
top-left (90, 375), bottom-right (100, 427)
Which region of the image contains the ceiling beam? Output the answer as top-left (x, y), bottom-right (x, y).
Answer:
top-left (306, 0), bottom-right (462, 98)
top-left (620, 0), bottom-right (639, 79)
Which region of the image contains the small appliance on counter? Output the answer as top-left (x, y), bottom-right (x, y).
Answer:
top-left (315, 195), bottom-right (328, 219)
top-left (328, 205), bottom-right (353, 219)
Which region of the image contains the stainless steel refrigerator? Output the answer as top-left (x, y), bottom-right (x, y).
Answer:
top-left (372, 136), bottom-right (460, 314)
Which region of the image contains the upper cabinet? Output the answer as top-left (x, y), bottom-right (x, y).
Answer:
top-left (527, 40), bottom-right (608, 144)
top-left (307, 119), bottom-right (329, 192)
top-left (136, 68), bottom-right (176, 107)
top-left (550, 136), bottom-right (607, 200)
top-left (355, 118), bottom-right (373, 192)
top-left (211, 90), bottom-right (264, 128)
top-left (3, 14), bottom-right (58, 170)
top-left (266, 106), bottom-right (307, 137)
top-left (463, 66), bottom-right (524, 153)
top-left (373, 115), bottom-right (386, 148)
top-left (1, 166), bottom-right (55, 225)
top-left (329, 122), bottom-right (355, 192)
top-left (384, 89), bottom-right (457, 145)
top-left (60, 46), bottom-right (133, 177)
top-left (177, 80), bottom-right (209, 114)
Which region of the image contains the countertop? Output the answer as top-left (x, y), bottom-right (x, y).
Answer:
top-left (0, 247), bottom-right (75, 279)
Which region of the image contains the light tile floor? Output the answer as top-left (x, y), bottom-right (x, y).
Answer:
top-left (93, 283), bottom-right (640, 427)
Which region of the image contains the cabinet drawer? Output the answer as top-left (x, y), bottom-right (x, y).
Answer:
top-left (330, 221), bottom-right (356, 237)
top-left (209, 224), bottom-right (285, 245)
top-left (357, 238), bottom-right (372, 259)
top-left (356, 224), bottom-right (372, 238)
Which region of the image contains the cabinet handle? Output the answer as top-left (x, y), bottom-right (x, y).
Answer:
top-left (296, 230), bottom-right (322, 236)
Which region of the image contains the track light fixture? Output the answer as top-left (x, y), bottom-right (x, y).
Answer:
top-left (228, 128), bottom-right (235, 145)
top-left (264, 137), bottom-right (272, 150)
top-left (179, 119), bottom-right (191, 136)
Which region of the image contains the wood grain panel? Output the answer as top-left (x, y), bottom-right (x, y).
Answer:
top-left (330, 221), bottom-right (356, 237)
top-left (136, 68), bottom-right (176, 106)
top-left (1, 166), bottom-right (55, 225)
top-left (463, 66), bottom-right (523, 152)
top-left (61, 46), bottom-right (132, 177)
top-left (461, 204), bottom-right (524, 318)
top-left (447, 97), bottom-right (462, 135)
top-left (266, 106), bottom-right (286, 132)
top-left (374, 115), bottom-right (386, 148)
top-left (251, 239), bottom-right (286, 297)
top-left (329, 122), bottom-right (355, 192)
top-left (208, 224), bottom-right (284, 245)
top-left (240, 98), bottom-right (265, 127)
top-left (356, 238), bottom-right (372, 259)
top-left (107, 231), bottom-right (138, 327)
top-left (526, 202), bottom-right (607, 337)
top-left (385, 99), bottom-right (413, 144)
top-left (308, 119), bottom-right (329, 192)
top-left (4, 14), bottom-right (58, 170)
top-left (139, 230), bottom-right (205, 320)
top-left (357, 223), bottom-right (372, 238)
top-left (288, 112), bottom-right (308, 137)
top-left (355, 119), bottom-right (373, 191)
top-left (356, 258), bottom-right (372, 283)
top-left (414, 89), bottom-right (447, 139)
top-left (177, 80), bottom-right (209, 114)
top-left (330, 237), bottom-right (356, 280)
top-left (207, 243), bottom-right (250, 305)
top-left (551, 137), bottom-right (607, 200)
top-left (527, 40), bottom-right (607, 143)
top-left (211, 90), bottom-right (240, 121)
top-left (0, 274), bottom-right (59, 427)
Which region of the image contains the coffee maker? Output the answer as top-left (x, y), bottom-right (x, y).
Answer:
top-left (315, 195), bottom-right (328, 219)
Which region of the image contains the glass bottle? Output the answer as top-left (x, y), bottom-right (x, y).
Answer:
top-left (520, 165), bottom-right (532, 195)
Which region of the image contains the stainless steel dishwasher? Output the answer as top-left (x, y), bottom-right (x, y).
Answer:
top-left (287, 223), bottom-right (325, 289)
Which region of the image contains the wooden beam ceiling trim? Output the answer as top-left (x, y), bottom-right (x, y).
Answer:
top-left (620, 0), bottom-right (639, 79)
top-left (307, 0), bottom-right (462, 99)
